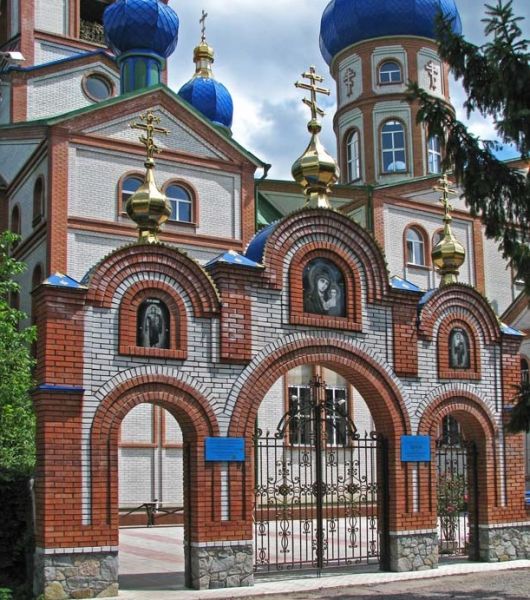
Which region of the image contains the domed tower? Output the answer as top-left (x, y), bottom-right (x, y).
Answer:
top-left (319, 0), bottom-right (462, 185)
top-left (103, 0), bottom-right (179, 94)
top-left (178, 11), bottom-right (234, 132)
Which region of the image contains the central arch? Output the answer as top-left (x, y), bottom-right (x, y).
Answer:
top-left (226, 337), bottom-right (415, 562)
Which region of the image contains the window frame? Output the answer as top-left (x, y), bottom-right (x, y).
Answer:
top-left (380, 119), bottom-right (407, 174)
top-left (163, 180), bottom-right (197, 225)
top-left (345, 128), bottom-right (361, 183)
top-left (427, 135), bottom-right (442, 174)
top-left (32, 176), bottom-right (45, 227)
top-left (404, 225), bottom-right (429, 268)
top-left (81, 70), bottom-right (115, 103)
top-left (377, 60), bottom-right (403, 85)
top-left (118, 172), bottom-right (144, 216)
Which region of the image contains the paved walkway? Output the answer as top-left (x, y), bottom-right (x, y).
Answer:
top-left (113, 526), bottom-right (530, 600)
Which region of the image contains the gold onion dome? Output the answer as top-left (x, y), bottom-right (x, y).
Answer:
top-left (291, 66), bottom-right (339, 209)
top-left (431, 174), bottom-right (465, 286)
top-left (127, 111), bottom-right (171, 243)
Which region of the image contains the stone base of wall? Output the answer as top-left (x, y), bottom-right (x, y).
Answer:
top-left (34, 550), bottom-right (118, 599)
top-left (389, 531), bottom-right (438, 572)
top-left (479, 524), bottom-right (530, 562)
top-left (188, 542), bottom-right (253, 590)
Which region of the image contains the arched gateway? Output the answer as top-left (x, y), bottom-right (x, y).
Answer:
top-left (32, 202), bottom-right (528, 596)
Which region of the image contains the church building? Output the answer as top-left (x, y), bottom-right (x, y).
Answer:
top-left (0, 1), bottom-right (529, 598)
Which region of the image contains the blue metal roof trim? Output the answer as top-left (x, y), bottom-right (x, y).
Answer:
top-left (205, 250), bottom-right (263, 269)
top-left (390, 276), bottom-right (421, 292)
top-left (244, 222), bottom-right (278, 264)
top-left (178, 77), bottom-right (233, 129)
top-left (10, 50), bottom-right (114, 73)
top-left (35, 384), bottom-right (85, 394)
top-left (500, 323), bottom-right (525, 337)
top-left (320, 0), bottom-right (462, 65)
top-left (43, 272), bottom-right (86, 289)
top-left (418, 288), bottom-right (437, 307)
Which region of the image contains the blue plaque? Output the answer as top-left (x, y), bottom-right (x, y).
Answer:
top-left (401, 435), bottom-right (431, 462)
top-left (204, 437), bottom-right (245, 462)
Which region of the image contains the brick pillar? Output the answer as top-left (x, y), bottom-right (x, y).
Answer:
top-left (31, 283), bottom-right (118, 599)
top-left (391, 292), bottom-right (420, 377)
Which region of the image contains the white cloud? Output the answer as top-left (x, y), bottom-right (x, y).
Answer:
top-left (167, 0), bottom-right (529, 179)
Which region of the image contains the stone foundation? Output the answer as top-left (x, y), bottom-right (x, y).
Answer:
top-left (479, 524), bottom-right (530, 562)
top-left (389, 531), bottom-right (438, 571)
top-left (188, 542), bottom-right (253, 590)
top-left (34, 550), bottom-right (118, 599)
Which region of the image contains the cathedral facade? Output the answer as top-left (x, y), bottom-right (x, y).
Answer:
top-left (1, 1), bottom-right (529, 598)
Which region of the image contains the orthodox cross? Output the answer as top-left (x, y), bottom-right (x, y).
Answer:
top-left (424, 60), bottom-right (440, 91)
top-left (130, 110), bottom-right (170, 160)
top-left (434, 173), bottom-right (457, 217)
top-left (295, 66), bottom-right (330, 121)
top-left (200, 9), bottom-right (208, 43)
top-left (343, 67), bottom-right (356, 97)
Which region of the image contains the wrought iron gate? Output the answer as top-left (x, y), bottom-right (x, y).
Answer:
top-left (436, 433), bottom-right (479, 559)
top-left (253, 376), bottom-right (388, 573)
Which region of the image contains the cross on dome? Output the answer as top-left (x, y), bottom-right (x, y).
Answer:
top-left (130, 111), bottom-right (170, 161)
top-left (295, 66), bottom-right (330, 122)
top-left (200, 9), bottom-right (208, 43)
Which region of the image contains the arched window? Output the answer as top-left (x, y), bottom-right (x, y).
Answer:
top-left (120, 175), bottom-right (143, 214)
top-left (32, 264), bottom-right (44, 290)
top-left (378, 60), bottom-right (402, 84)
top-left (381, 120), bottom-right (406, 173)
top-left (11, 205), bottom-right (21, 247)
top-left (406, 227), bottom-right (426, 266)
top-left (33, 177), bottom-right (45, 226)
top-left (346, 129), bottom-right (361, 182)
top-left (428, 135), bottom-right (442, 174)
top-left (166, 184), bottom-right (193, 223)
top-left (302, 258), bottom-right (346, 317)
top-left (10, 290), bottom-right (20, 311)
top-left (137, 298), bottom-right (170, 349)
top-left (449, 328), bottom-right (471, 369)
top-left (521, 358), bottom-right (529, 384)
top-left (432, 229), bottom-right (444, 248)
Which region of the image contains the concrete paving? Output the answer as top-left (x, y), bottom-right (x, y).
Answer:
top-left (112, 526), bottom-right (530, 599)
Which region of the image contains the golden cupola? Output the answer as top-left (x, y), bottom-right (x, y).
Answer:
top-left (126, 110), bottom-right (171, 243)
top-left (291, 66), bottom-right (340, 209)
top-left (431, 173), bottom-right (466, 286)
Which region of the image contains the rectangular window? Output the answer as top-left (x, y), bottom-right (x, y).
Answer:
top-left (288, 385), bottom-right (349, 446)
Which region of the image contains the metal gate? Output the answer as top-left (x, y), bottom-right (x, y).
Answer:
top-left (253, 376), bottom-right (388, 573)
top-left (436, 433), bottom-right (479, 559)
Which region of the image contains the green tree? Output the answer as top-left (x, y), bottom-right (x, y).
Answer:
top-left (0, 231), bottom-right (36, 473)
top-left (408, 0), bottom-right (530, 289)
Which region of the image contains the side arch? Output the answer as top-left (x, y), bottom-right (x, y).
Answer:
top-left (90, 375), bottom-right (220, 535)
top-left (418, 390), bottom-right (500, 522)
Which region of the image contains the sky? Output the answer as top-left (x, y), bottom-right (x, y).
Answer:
top-left (166, 0), bottom-right (529, 179)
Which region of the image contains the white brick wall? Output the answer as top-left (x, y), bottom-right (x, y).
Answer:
top-left (35, 0), bottom-right (68, 35)
top-left (27, 64), bottom-right (119, 121)
top-left (34, 40), bottom-right (85, 66)
top-left (85, 106), bottom-right (228, 161)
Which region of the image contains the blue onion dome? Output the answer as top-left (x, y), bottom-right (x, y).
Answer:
top-left (178, 28), bottom-right (233, 130)
top-left (320, 0), bottom-right (462, 65)
top-left (103, 0), bottom-right (179, 58)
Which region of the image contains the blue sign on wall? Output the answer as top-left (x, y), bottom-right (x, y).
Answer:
top-left (401, 435), bottom-right (431, 462)
top-left (204, 437), bottom-right (245, 462)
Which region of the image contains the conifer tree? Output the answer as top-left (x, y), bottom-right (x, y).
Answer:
top-left (409, 0), bottom-right (530, 289)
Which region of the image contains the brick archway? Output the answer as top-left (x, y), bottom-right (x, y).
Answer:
top-left (418, 391), bottom-right (499, 530)
top-left (226, 337), bottom-right (421, 536)
top-left (90, 375), bottom-right (220, 556)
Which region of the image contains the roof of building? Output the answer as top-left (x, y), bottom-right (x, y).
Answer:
top-left (205, 250), bottom-right (263, 269)
top-left (0, 83), bottom-right (265, 168)
top-left (244, 221), bottom-right (278, 264)
top-left (319, 0), bottom-right (462, 65)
